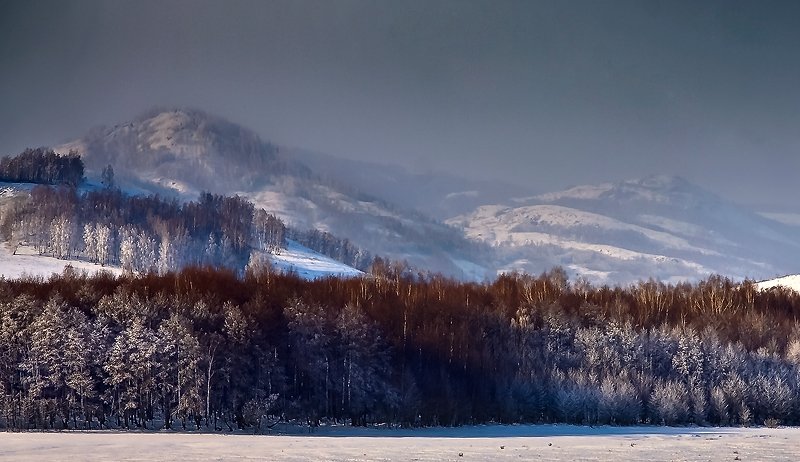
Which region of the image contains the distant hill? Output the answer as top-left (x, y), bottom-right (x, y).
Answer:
top-left (50, 108), bottom-right (800, 284)
top-left (757, 274), bottom-right (800, 293)
top-left (448, 175), bottom-right (800, 284)
top-left (55, 108), bottom-right (490, 279)
top-left (290, 148), bottom-right (536, 219)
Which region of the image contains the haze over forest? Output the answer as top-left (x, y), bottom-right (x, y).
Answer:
top-left (2, 0), bottom-right (800, 213)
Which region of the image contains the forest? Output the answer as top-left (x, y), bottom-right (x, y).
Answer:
top-left (1, 266), bottom-right (800, 431)
top-left (2, 149), bottom-right (800, 431)
top-left (0, 148), bottom-right (84, 187)
top-left (0, 148), bottom-right (375, 275)
top-left (0, 183), bottom-right (374, 274)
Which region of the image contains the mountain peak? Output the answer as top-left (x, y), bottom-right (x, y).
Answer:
top-left (55, 107), bottom-right (280, 193)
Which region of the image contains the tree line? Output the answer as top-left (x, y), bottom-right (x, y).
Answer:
top-left (0, 185), bottom-right (290, 273)
top-left (1, 267), bottom-right (799, 431)
top-left (0, 148), bottom-right (84, 187)
top-left (0, 182), bottom-right (378, 273)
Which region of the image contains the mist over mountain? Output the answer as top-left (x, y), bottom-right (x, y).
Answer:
top-left (56, 108), bottom-right (295, 195)
top-left (54, 108), bottom-right (490, 279)
top-left (291, 149), bottom-right (538, 219)
top-left (46, 107), bottom-right (799, 284)
top-left (450, 175), bottom-right (800, 283)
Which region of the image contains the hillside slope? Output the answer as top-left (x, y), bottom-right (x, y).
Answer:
top-left (449, 175), bottom-right (800, 284)
top-left (54, 109), bottom-right (490, 279)
top-left (1, 178), bottom-right (362, 280)
top-left (50, 108), bottom-right (800, 284)
top-left (757, 274), bottom-right (800, 293)
top-left (291, 148), bottom-right (536, 219)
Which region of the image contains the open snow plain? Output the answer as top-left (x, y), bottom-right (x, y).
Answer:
top-left (2, 425), bottom-right (799, 461)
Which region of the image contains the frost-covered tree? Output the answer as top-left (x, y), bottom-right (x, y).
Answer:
top-left (95, 224), bottom-right (113, 267)
top-left (157, 313), bottom-right (203, 429)
top-left (597, 375), bottom-right (641, 424)
top-left (137, 231), bottom-right (158, 273)
top-left (104, 320), bottom-right (159, 428)
top-left (252, 209), bottom-right (286, 252)
top-left (335, 303), bottom-right (398, 425)
top-left (650, 380), bottom-right (689, 425)
top-left (119, 225), bottom-right (137, 273)
top-left (83, 223), bottom-right (97, 263)
top-left (50, 215), bottom-right (77, 259)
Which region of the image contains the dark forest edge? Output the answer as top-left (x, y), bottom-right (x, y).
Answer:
top-left (1, 266), bottom-right (800, 431)
top-left (0, 147), bottom-right (84, 187)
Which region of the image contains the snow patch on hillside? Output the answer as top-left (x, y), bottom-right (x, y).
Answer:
top-left (0, 241), bottom-right (359, 282)
top-left (0, 244), bottom-right (122, 280)
top-left (1, 182), bottom-right (38, 199)
top-left (268, 240), bottom-right (362, 279)
top-left (757, 274), bottom-right (800, 293)
top-left (451, 204), bottom-right (717, 256)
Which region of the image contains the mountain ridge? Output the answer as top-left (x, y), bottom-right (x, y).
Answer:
top-left (450, 174), bottom-right (800, 283)
top-left (51, 107), bottom-right (800, 284)
top-left (54, 108), bottom-right (491, 279)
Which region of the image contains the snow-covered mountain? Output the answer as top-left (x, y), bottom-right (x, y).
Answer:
top-left (448, 175), bottom-right (800, 284)
top-left (49, 108), bottom-right (800, 284)
top-left (54, 108), bottom-right (489, 279)
top-left (56, 107), bottom-right (297, 195)
top-left (757, 274), bottom-right (800, 293)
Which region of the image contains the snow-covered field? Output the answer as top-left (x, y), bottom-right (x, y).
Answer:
top-left (0, 244), bottom-right (122, 280)
top-left (0, 241), bottom-right (359, 281)
top-left (0, 426), bottom-right (797, 461)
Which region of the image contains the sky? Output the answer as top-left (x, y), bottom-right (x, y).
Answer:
top-left (1, 0), bottom-right (800, 210)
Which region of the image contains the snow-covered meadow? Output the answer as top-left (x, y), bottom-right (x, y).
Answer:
top-left (1, 426), bottom-right (798, 461)
top-left (0, 240), bottom-right (359, 282)
top-left (0, 244), bottom-right (122, 280)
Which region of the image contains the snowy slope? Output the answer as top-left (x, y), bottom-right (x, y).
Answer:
top-left (1, 182), bottom-right (36, 198)
top-left (269, 240), bottom-right (362, 279)
top-left (54, 108), bottom-right (489, 280)
top-left (757, 274), bottom-right (800, 292)
top-left (450, 175), bottom-right (800, 284)
top-left (0, 244), bottom-right (122, 279)
top-left (1, 185), bottom-right (358, 283)
top-left (1, 180), bottom-right (361, 280)
top-left (55, 108), bottom-right (283, 194)
top-left (49, 109), bottom-right (800, 284)
top-left (291, 148), bottom-right (536, 218)
top-left (0, 241), bottom-right (360, 282)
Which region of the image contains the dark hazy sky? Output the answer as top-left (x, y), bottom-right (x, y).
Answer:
top-left (2, 0), bottom-right (799, 209)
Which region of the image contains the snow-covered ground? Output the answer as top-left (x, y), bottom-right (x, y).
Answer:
top-left (0, 241), bottom-right (360, 282)
top-left (446, 175), bottom-right (800, 284)
top-left (0, 244), bottom-right (122, 280)
top-left (757, 274), bottom-right (800, 293)
top-left (0, 426), bottom-right (798, 461)
top-left (269, 240), bottom-right (363, 279)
